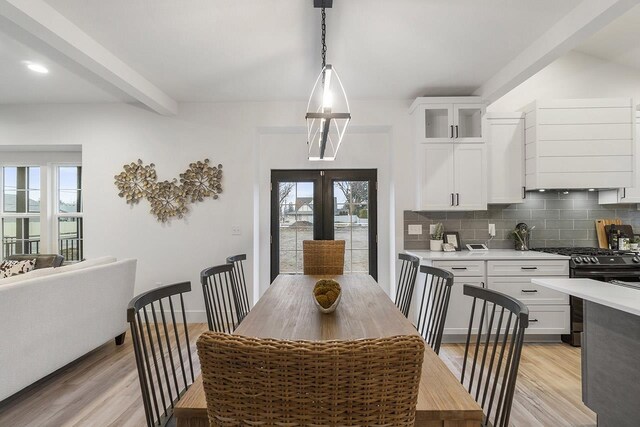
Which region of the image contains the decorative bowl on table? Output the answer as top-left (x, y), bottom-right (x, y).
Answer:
top-left (313, 279), bottom-right (342, 314)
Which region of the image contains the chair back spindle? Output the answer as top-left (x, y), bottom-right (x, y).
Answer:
top-left (226, 254), bottom-right (251, 321)
top-left (460, 285), bottom-right (529, 427)
top-left (127, 282), bottom-right (195, 427)
top-left (415, 265), bottom-right (454, 354)
top-left (201, 264), bottom-right (242, 333)
top-left (395, 253), bottom-right (420, 317)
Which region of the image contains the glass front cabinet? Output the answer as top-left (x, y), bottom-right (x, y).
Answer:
top-left (411, 97), bottom-right (485, 143)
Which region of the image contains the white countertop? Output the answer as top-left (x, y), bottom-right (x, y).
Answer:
top-left (532, 278), bottom-right (640, 317)
top-left (406, 249), bottom-right (570, 261)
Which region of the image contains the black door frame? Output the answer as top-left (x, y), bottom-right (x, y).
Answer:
top-left (270, 169), bottom-right (378, 283)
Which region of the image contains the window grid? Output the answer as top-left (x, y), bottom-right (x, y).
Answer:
top-left (0, 164), bottom-right (83, 262)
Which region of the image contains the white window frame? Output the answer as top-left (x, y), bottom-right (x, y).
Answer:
top-left (0, 164), bottom-right (46, 258)
top-left (0, 161), bottom-right (83, 261)
top-left (54, 163), bottom-right (83, 261)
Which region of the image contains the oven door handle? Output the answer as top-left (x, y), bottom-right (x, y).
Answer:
top-left (574, 270), bottom-right (640, 278)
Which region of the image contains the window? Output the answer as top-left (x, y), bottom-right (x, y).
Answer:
top-left (1, 167), bottom-right (41, 258)
top-left (1, 164), bottom-right (83, 261)
top-left (57, 166), bottom-right (83, 261)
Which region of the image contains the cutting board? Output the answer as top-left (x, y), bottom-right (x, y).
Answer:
top-left (595, 219), bottom-right (622, 249)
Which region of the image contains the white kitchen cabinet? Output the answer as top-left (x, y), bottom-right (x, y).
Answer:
top-left (487, 113), bottom-right (525, 204)
top-left (486, 260), bottom-right (570, 335)
top-left (522, 98), bottom-right (634, 190)
top-left (454, 144), bottom-right (487, 210)
top-left (410, 97), bottom-right (485, 143)
top-left (417, 144), bottom-right (455, 210)
top-left (416, 143), bottom-right (487, 211)
top-left (431, 261), bottom-right (485, 335)
top-left (599, 112), bottom-right (640, 204)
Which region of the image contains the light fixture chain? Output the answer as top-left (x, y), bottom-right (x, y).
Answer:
top-left (321, 7), bottom-right (327, 69)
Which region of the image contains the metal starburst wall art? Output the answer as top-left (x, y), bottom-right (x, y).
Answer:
top-left (114, 159), bottom-right (223, 222)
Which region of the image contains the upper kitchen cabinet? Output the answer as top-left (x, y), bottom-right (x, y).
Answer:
top-left (599, 112), bottom-right (640, 204)
top-left (416, 143), bottom-right (487, 211)
top-left (410, 97), bottom-right (485, 143)
top-left (522, 98), bottom-right (635, 190)
top-left (487, 113), bottom-right (525, 204)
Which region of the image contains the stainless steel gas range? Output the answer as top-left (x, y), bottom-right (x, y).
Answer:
top-left (532, 247), bottom-right (640, 346)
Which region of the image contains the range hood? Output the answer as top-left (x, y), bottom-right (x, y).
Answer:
top-left (522, 98), bottom-right (634, 190)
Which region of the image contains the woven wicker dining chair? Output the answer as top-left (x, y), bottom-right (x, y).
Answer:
top-left (127, 282), bottom-right (195, 427)
top-left (197, 332), bottom-right (425, 426)
top-left (226, 254), bottom-right (251, 321)
top-left (415, 265), bottom-right (454, 354)
top-left (461, 285), bottom-right (529, 427)
top-left (395, 253), bottom-right (420, 318)
top-left (201, 264), bottom-right (243, 333)
top-left (302, 239), bottom-right (345, 275)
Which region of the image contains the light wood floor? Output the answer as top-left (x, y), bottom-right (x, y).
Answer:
top-left (0, 326), bottom-right (596, 427)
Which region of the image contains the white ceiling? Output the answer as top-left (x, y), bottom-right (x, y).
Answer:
top-left (576, 4), bottom-right (640, 72)
top-left (0, 18), bottom-right (131, 104)
top-left (2, 0), bottom-right (582, 104)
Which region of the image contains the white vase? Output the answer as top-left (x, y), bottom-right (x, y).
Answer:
top-left (430, 240), bottom-right (443, 252)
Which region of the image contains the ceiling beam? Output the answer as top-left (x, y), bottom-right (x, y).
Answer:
top-left (0, 0), bottom-right (178, 115)
top-left (475, 0), bottom-right (640, 104)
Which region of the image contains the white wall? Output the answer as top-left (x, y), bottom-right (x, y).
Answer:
top-left (0, 100), bottom-right (415, 320)
top-left (489, 51), bottom-right (640, 112)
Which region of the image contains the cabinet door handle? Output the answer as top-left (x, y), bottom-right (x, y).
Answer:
top-left (522, 186), bottom-right (526, 199)
top-left (530, 319), bottom-right (539, 323)
top-left (521, 266), bottom-right (538, 270)
top-left (451, 267), bottom-right (467, 270)
top-left (521, 289), bottom-right (538, 293)
top-left (450, 193), bottom-right (454, 206)
top-left (450, 125), bottom-right (454, 139)
top-left (481, 282), bottom-right (485, 288)
top-left (455, 125), bottom-right (459, 138)
top-left (622, 188), bottom-right (626, 199)
top-left (456, 193), bottom-right (460, 206)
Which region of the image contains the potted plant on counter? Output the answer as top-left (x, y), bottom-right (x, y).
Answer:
top-left (430, 223), bottom-right (444, 252)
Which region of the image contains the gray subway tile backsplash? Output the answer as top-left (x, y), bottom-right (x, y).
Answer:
top-left (404, 190), bottom-right (640, 250)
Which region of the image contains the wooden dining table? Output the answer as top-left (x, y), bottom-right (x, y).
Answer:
top-left (175, 274), bottom-right (483, 427)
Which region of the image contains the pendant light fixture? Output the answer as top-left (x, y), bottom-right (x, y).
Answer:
top-left (306, 0), bottom-right (351, 161)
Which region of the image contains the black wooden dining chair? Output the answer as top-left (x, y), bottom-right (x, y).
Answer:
top-left (201, 264), bottom-right (242, 333)
top-left (461, 285), bottom-right (529, 427)
top-left (127, 282), bottom-right (195, 427)
top-left (226, 253), bottom-right (251, 322)
top-left (395, 253), bottom-right (420, 318)
top-left (415, 265), bottom-right (454, 354)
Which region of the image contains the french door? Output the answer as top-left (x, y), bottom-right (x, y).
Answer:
top-left (270, 169), bottom-right (377, 283)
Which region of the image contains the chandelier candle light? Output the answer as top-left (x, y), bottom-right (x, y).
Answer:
top-left (306, 0), bottom-right (351, 161)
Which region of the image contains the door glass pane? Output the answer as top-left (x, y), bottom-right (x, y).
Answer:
top-left (2, 217), bottom-right (41, 258)
top-left (457, 108), bottom-right (482, 138)
top-left (278, 181), bottom-right (314, 275)
top-left (424, 108), bottom-right (450, 138)
top-left (333, 181), bottom-right (369, 274)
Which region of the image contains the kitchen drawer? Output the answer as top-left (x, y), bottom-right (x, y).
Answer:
top-left (487, 260), bottom-right (569, 277)
top-left (433, 260), bottom-right (485, 277)
top-left (487, 277), bottom-right (569, 305)
top-left (490, 305), bottom-right (569, 335)
top-left (526, 305), bottom-right (570, 334)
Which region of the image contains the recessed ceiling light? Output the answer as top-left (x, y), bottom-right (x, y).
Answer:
top-left (539, 189), bottom-right (546, 192)
top-left (562, 191), bottom-right (570, 195)
top-left (588, 188), bottom-right (595, 192)
top-left (25, 62), bottom-right (49, 74)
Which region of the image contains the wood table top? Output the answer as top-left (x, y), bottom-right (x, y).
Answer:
top-left (175, 274), bottom-right (483, 425)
